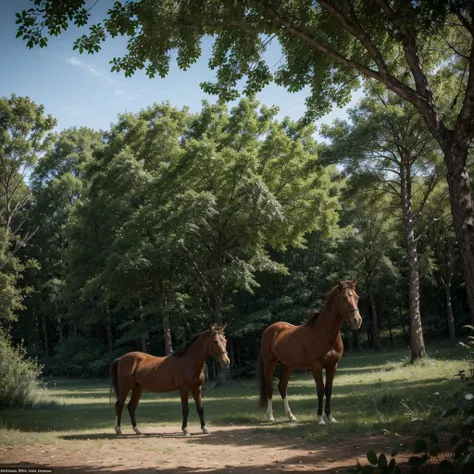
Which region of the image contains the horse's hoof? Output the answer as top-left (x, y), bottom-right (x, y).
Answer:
top-left (268, 416), bottom-right (275, 423)
top-left (202, 425), bottom-right (210, 434)
top-left (317, 416), bottom-right (326, 425)
top-left (183, 428), bottom-right (190, 437)
top-left (288, 414), bottom-right (297, 422)
top-left (133, 426), bottom-right (143, 435)
top-left (328, 415), bottom-right (338, 424)
top-left (115, 426), bottom-right (123, 435)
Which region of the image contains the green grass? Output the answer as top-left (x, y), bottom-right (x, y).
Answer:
top-left (0, 341), bottom-right (470, 446)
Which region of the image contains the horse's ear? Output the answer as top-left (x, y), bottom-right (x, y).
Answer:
top-left (221, 322), bottom-right (227, 332)
top-left (209, 323), bottom-right (214, 332)
top-left (352, 279), bottom-right (358, 287)
top-left (338, 280), bottom-right (344, 290)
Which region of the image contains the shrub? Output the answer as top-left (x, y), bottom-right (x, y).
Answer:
top-left (0, 330), bottom-right (42, 409)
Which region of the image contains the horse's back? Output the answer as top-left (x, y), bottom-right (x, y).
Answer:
top-left (116, 351), bottom-right (166, 377)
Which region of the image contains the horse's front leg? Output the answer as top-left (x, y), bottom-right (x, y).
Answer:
top-left (180, 388), bottom-right (190, 436)
top-left (191, 386), bottom-right (209, 434)
top-left (324, 365), bottom-right (338, 423)
top-left (311, 367), bottom-right (326, 425)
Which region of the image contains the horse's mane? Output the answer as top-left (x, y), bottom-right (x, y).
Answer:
top-left (304, 308), bottom-right (321, 326)
top-left (304, 284), bottom-right (340, 326)
top-left (172, 330), bottom-right (208, 358)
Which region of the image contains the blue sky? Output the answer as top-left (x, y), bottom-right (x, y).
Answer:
top-left (0, 0), bottom-right (363, 139)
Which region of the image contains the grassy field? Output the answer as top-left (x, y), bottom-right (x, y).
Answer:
top-left (0, 341), bottom-right (471, 447)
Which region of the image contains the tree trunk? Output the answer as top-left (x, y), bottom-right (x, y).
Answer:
top-left (141, 338), bottom-right (148, 352)
top-left (105, 306), bottom-right (113, 351)
top-left (105, 323), bottom-right (113, 351)
top-left (444, 144), bottom-right (474, 324)
top-left (387, 310), bottom-right (394, 345)
top-left (57, 314), bottom-right (64, 346)
top-left (41, 313), bottom-right (51, 357)
top-left (444, 283), bottom-right (456, 342)
top-left (400, 159), bottom-right (426, 361)
top-left (369, 291), bottom-right (381, 350)
top-left (354, 330), bottom-right (362, 351)
top-left (214, 289), bottom-right (223, 325)
top-left (163, 313), bottom-right (173, 355)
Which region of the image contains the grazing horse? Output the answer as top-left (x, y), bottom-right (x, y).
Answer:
top-left (110, 323), bottom-right (230, 436)
top-left (258, 280), bottom-right (362, 424)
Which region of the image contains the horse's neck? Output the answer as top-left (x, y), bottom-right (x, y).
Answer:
top-left (185, 332), bottom-right (209, 369)
top-left (311, 292), bottom-right (343, 346)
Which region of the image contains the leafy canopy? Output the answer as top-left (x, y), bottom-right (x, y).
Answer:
top-left (16, 0), bottom-right (473, 123)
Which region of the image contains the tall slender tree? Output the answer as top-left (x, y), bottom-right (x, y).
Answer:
top-left (322, 92), bottom-right (445, 359)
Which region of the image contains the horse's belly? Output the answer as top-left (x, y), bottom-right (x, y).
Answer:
top-left (273, 345), bottom-right (307, 368)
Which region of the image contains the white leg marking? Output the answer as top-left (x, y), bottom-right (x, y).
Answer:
top-left (318, 415), bottom-right (326, 425)
top-left (133, 426), bottom-right (143, 435)
top-left (267, 398), bottom-right (274, 422)
top-left (115, 417), bottom-right (122, 435)
top-left (283, 397), bottom-right (297, 422)
top-left (183, 427), bottom-right (190, 437)
top-left (202, 425), bottom-right (210, 434)
top-left (328, 415), bottom-right (338, 423)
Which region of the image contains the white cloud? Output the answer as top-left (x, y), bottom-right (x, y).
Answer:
top-left (113, 94), bottom-right (141, 104)
top-left (67, 57), bottom-right (84, 67)
top-left (66, 56), bottom-right (123, 89)
top-left (114, 90), bottom-right (123, 96)
top-left (61, 105), bottom-right (87, 117)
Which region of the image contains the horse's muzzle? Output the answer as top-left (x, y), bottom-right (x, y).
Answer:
top-left (218, 353), bottom-right (231, 369)
top-left (350, 312), bottom-right (362, 330)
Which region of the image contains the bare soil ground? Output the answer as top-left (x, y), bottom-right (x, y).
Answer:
top-left (0, 424), bottom-right (428, 474)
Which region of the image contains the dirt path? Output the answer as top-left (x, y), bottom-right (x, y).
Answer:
top-left (0, 424), bottom-right (417, 474)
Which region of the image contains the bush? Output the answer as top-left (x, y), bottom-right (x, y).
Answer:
top-left (0, 330), bottom-right (42, 409)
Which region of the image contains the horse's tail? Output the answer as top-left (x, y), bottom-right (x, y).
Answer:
top-left (109, 358), bottom-right (120, 405)
top-left (257, 351), bottom-right (268, 409)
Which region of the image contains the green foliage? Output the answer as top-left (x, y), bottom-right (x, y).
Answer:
top-left (0, 95), bottom-right (56, 327)
top-left (45, 335), bottom-right (127, 378)
top-left (15, 1), bottom-right (471, 123)
top-left (0, 330), bottom-right (42, 409)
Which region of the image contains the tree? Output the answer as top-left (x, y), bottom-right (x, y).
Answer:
top-left (23, 127), bottom-right (103, 354)
top-left (338, 189), bottom-right (398, 350)
top-left (0, 95), bottom-right (56, 328)
top-left (172, 98), bottom-right (341, 328)
top-left (322, 92), bottom-right (445, 359)
top-left (16, 0), bottom-right (474, 323)
top-left (429, 211), bottom-right (459, 341)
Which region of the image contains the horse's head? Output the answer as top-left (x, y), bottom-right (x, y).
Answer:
top-left (208, 323), bottom-right (230, 369)
top-left (337, 280), bottom-right (362, 330)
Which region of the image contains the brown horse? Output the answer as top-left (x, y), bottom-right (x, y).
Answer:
top-left (258, 280), bottom-right (362, 424)
top-left (110, 323), bottom-right (230, 436)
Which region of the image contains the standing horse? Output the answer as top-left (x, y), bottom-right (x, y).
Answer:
top-left (110, 323), bottom-right (230, 436)
top-left (258, 280), bottom-right (362, 424)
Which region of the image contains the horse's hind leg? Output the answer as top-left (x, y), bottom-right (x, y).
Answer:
top-left (128, 385), bottom-right (144, 434)
top-left (312, 367), bottom-right (326, 425)
top-left (324, 365), bottom-right (338, 423)
top-left (180, 388), bottom-right (190, 436)
top-left (278, 364), bottom-right (296, 422)
top-left (115, 379), bottom-right (133, 435)
top-left (191, 386), bottom-right (209, 434)
top-left (264, 358), bottom-right (278, 422)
